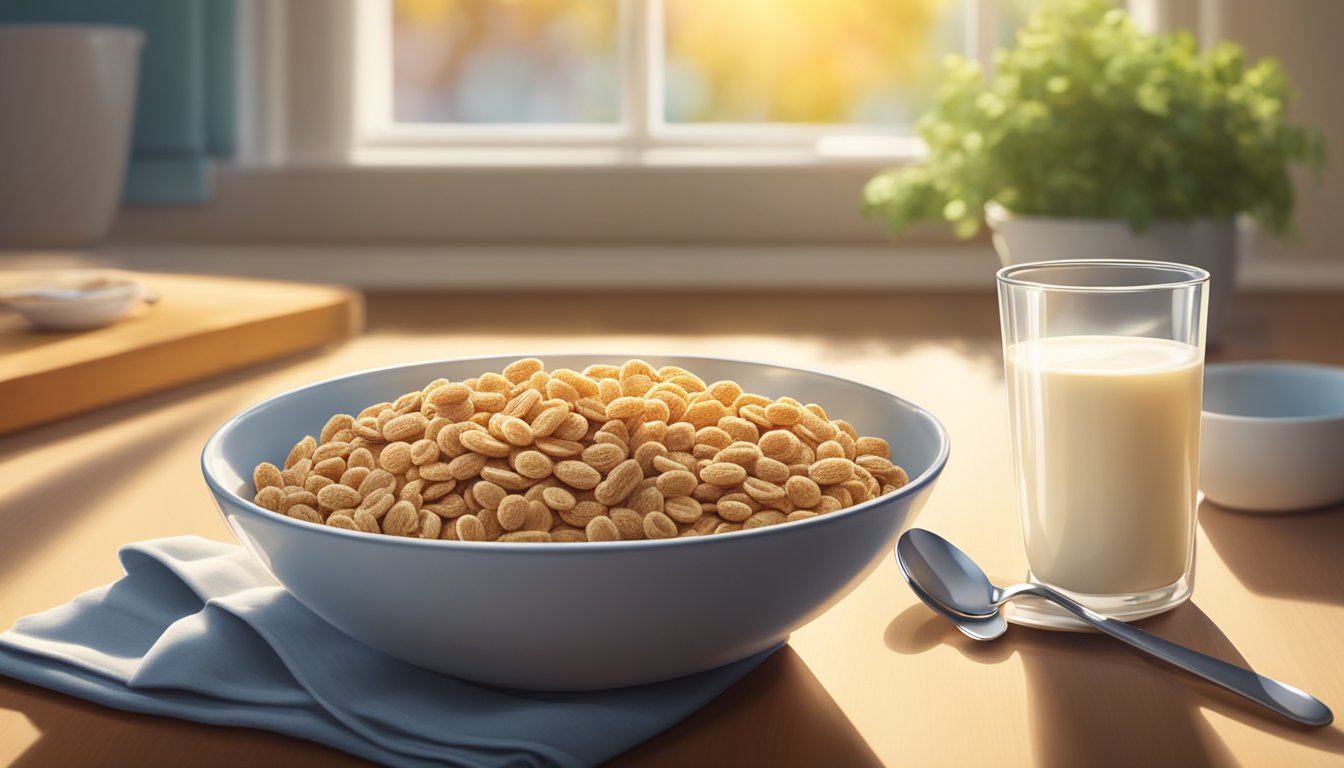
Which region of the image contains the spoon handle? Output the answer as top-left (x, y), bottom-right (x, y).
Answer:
top-left (1025, 584), bottom-right (1333, 727)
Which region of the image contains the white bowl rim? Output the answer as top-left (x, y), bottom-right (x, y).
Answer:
top-left (8, 290), bottom-right (141, 308)
top-left (983, 200), bottom-right (1235, 229)
top-left (1203, 361), bottom-right (1344, 424)
top-left (0, 275), bottom-right (143, 306)
top-left (202, 353), bottom-right (951, 554)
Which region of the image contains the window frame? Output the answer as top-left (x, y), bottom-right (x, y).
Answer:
top-left (353, 0), bottom-right (985, 159)
top-left (114, 0), bottom-right (1197, 248)
top-left (251, 0), bottom-right (1027, 166)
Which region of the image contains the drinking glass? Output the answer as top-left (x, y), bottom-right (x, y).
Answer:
top-left (997, 259), bottom-right (1209, 629)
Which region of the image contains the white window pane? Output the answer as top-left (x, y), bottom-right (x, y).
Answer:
top-left (392, 0), bottom-right (620, 123)
top-left (663, 0), bottom-right (968, 125)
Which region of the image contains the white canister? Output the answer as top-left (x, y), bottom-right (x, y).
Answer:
top-left (0, 25), bottom-right (143, 246)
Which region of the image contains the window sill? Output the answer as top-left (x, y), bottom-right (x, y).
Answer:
top-left (348, 141), bottom-right (920, 169)
top-left (107, 160), bottom-right (944, 246)
top-left (0, 243), bottom-right (996, 289)
top-left (7, 242), bottom-right (1344, 292)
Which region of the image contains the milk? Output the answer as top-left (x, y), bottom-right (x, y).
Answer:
top-left (1005, 335), bottom-right (1202, 595)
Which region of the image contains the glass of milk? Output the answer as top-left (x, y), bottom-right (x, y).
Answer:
top-left (997, 260), bottom-right (1209, 630)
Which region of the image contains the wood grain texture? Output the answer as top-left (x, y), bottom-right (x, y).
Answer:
top-left (0, 290), bottom-right (1341, 768)
top-left (0, 272), bottom-right (363, 435)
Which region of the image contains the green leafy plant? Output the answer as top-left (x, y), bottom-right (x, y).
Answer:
top-left (862, 0), bottom-right (1325, 238)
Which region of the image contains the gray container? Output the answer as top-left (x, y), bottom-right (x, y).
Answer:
top-left (0, 25), bottom-right (143, 246)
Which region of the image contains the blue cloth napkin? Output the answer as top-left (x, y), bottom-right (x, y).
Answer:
top-left (0, 536), bottom-right (778, 768)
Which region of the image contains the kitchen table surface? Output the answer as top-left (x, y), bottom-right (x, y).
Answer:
top-left (1, 290), bottom-right (1342, 768)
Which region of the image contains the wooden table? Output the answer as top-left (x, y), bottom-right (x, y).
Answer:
top-left (1, 290), bottom-right (1341, 767)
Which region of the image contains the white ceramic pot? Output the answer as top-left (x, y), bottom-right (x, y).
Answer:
top-left (985, 201), bottom-right (1241, 342)
top-left (0, 25), bottom-right (143, 247)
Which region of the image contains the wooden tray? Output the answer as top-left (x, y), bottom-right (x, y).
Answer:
top-left (0, 272), bottom-right (362, 435)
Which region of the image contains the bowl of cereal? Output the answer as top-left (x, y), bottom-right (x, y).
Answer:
top-left (202, 355), bottom-right (949, 690)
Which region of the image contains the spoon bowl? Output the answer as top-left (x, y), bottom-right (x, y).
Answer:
top-left (896, 527), bottom-right (1000, 618)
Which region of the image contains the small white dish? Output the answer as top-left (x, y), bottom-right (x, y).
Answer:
top-left (1201, 362), bottom-right (1344, 512)
top-left (0, 271), bottom-right (156, 331)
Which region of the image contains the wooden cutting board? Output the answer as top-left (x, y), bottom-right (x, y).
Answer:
top-left (0, 271), bottom-right (363, 435)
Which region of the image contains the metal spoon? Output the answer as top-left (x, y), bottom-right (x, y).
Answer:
top-left (895, 528), bottom-right (1333, 727)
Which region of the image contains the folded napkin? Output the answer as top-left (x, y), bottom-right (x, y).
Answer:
top-left (0, 536), bottom-right (777, 768)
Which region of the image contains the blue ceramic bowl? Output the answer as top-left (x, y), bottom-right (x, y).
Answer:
top-left (202, 355), bottom-right (949, 690)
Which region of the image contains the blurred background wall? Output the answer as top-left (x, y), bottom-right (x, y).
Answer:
top-left (1220, 0), bottom-right (1342, 262)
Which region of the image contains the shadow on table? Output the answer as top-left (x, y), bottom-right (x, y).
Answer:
top-left (0, 645), bottom-right (878, 768)
top-left (1198, 498), bottom-right (1344, 606)
top-left (608, 645), bottom-right (882, 768)
top-left (0, 676), bottom-right (369, 768)
top-left (885, 601), bottom-right (1344, 768)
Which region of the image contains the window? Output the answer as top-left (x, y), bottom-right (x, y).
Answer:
top-left (120, 0), bottom-right (1242, 253)
top-left (390, 0), bottom-right (620, 125)
top-left (161, 0), bottom-right (1103, 247)
top-left (353, 0), bottom-right (1030, 159)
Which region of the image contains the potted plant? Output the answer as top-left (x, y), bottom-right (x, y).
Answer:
top-left (862, 0), bottom-right (1324, 340)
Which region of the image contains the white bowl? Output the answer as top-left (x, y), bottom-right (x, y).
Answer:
top-left (202, 355), bottom-right (949, 690)
top-left (0, 272), bottom-right (152, 330)
top-left (1201, 362), bottom-right (1344, 512)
